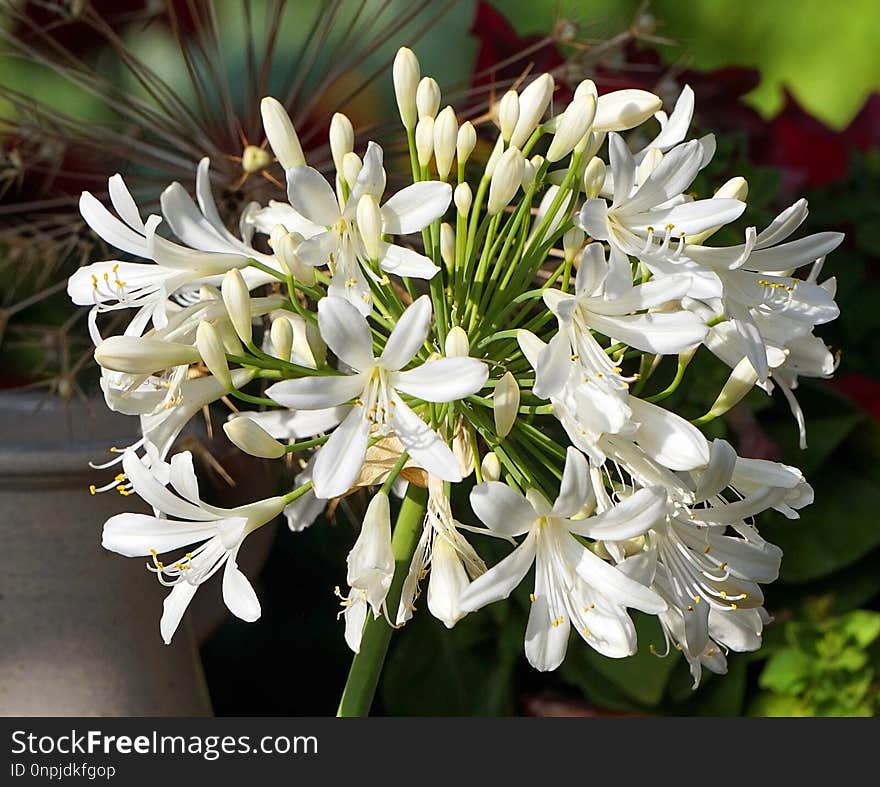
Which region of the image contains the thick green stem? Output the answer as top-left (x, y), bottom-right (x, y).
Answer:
top-left (336, 484), bottom-right (428, 717)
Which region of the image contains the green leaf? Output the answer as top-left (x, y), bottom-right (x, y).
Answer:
top-left (839, 610), bottom-right (880, 649)
top-left (749, 692), bottom-right (813, 717)
top-left (758, 649), bottom-right (813, 695)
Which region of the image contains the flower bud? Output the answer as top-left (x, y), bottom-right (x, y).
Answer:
top-left (94, 336), bottom-right (199, 375)
top-left (493, 371), bottom-right (520, 438)
top-left (356, 194), bottom-right (383, 260)
top-left (484, 135), bottom-right (505, 177)
top-left (456, 121), bottom-right (476, 167)
top-left (216, 319), bottom-right (243, 355)
top-left (329, 112), bottom-right (354, 175)
top-left (487, 147), bottom-right (524, 215)
top-left (480, 451), bottom-right (502, 482)
top-left (260, 96), bottom-right (306, 169)
top-left (453, 182), bottom-right (472, 216)
top-left (427, 535), bottom-right (470, 628)
top-left (270, 316), bottom-right (294, 361)
top-left (224, 415), bottom-right (286, 459)
top-left (498, 90), bottom-right (520, 142)
top-left (416, 77), bottom-right (440, 120)
top-left (582, 156), bottom-right (606, 199)
top-left (269, 225), bottom-right (316, 286)
top-left (546, 94), bottom-right (597, 162)
top-left (439, 222), bottom-right (455, 270)
top-left (574, 79), bottom-right (598, 101)
top-left (415, 115), bottom-right (434, 168)
top-left (563, 227), bottom-right (585, 261)
top-left (510, 73), bottom-right (554, 149)
top-left (341, 152), bottom-right (363, 188)
top-left (196, 321), bottom-right (232, 389)
top-left (444, 326), bottom-right (470, 357)
top-left (221, 268), bottom-right (253, 346)
top-left (593, 89), bottom-right (663, 132)
top-left (393, 47), bottom-right (420, 130)
top-left (433, 106), bottom-right (458, 179)
top-left (347, 491), bottom-right (393, 613)
top-left (522, 158), bottom-right (536, 189)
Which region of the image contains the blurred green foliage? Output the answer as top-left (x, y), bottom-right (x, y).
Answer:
top-left (492, 0), bottom-right (880, 128)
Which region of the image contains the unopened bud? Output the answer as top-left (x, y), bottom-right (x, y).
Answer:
top-left (260, 97), bottom-right (306, 169)
top-left (341, 152), bottom-right (363, 188)
top-left (546, 94), bottom-right (597, 162)
top-left (393, 47), bottom-right (420, 130)
top-left (453, 182), bottom-right (472, 216)
top-left (445, 326), bottom-right (470, 358)
top-left (510, 73), bottom-right (554, 149)
top-left (593, 89), bottom-right (663, 132)
top-left (582, 156), bottom-right (606, 199)
top-left (415, 116), bottom-right (434, 168)
top-left (563, 227), bottom-right (585, 261)
top-left (433, 106), bottom-right (458, 179)
top-left (270, 316), bottom-right (294, 362)
top-left (221, 268), bottom-right (252, 346)
top-left (480, 452), bottom-right (502, 482)
top-left (493, 371), bottom-right (520, 438)
top-left (196, 321), bottom-right (232, 389)
top-left (224, 416), bottom-right (286, 459)
top-left (440, 222), bottom-right (455, 270)
top-left (456, 121), bottom-right (477, 167)
top-left (94, 336), bottom-right (199, 375)
top-left (269, 226), bottom-right (316, 286)
top-left (356, 194), bottom-right (383, 260)
top-left (498, 90), bottom-right (520, 142)
top-left (329, 113), bottom-right (354, 175)
top-left (487, 147), bottom-right (524, 215)
top-left (416, 77), bottom-right (441, 120)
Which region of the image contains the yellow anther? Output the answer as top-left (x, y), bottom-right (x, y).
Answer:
top-left (665, 223), bottom-right (675, 231)
top-left (721, 591), bottom-right (727, 599)
top-left (88, 485), bottom-right (97, 495)
top-left (704, 545), bottom-right (711, 554)
top-left (719, 562), bottom-right (728, 571)
top-left (115, 473), bottom-right (125, 481)
top-left (730, 603), bottom-right (738, 610)
top-left (112, 264), bottom-right (119, 273)
top-left (693, 595), bottom-right (701, 604)
top-left (529, 593), bottom-right (536, 602)
top-left (687, 605), bottom-right (694, 612)
top-left (583, 627), bottom-right (591, 637)
top-left (706, 647), bottom-right (716, 657)
top-left (91, 275), bottom-right (98, 288)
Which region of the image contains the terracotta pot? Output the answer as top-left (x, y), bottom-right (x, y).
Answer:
top-left (0, 392), bottom-right (213, 716)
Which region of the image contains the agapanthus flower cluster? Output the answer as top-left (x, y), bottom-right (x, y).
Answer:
top-left (72, 47), bottom-right (842, 689)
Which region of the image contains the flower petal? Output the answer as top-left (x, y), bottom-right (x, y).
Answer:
top-left (571, 544), bottom-right (666, 613)
top-left (552, 447), bottom-right (590, 518)
top-left (265, 373), bottom-right (365, 410)
top-left (458, 532), bottom-right (537, 613)
top-left (160, 581), bottom-right (199, 645)
top-left (378, 243), bottom-right (440, 279)
top-left (222, 556), bottom-right (261, 622)
top-left (286, 166), bottom-right (340, 226)
top-left (392, 358), bottom-right (488, 402)
top-left (630, 397), bottom-right (710, 471)
top-left (381, 181), bottom-right (452, 234)
top-left (380, 295), bottom-right (432, 370)
top-left (390, 395), bottom-right (461, 482)
top-left (567, 487), bottom-right (667, 539)
top-left (311, 408), bottom-right (371, 499)
top-left (102, 513), bottom-right (216, 557)
top-left (317, 295), bottom-right (374, 371)
top-left (587, 311), bottom-right (707, 355)
top-left (470, 482), bottom-right (537, 537)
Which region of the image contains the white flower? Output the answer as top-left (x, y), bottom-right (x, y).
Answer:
top-left (266, 295), bottom-right (488, 498)
top-left (337, 491), bottom-right (394, 652)
top-left (577, 135), bottom-right (745, 296)
top-left (269, 142), bottom-right (450, 314)
top-left (459, 447), bottom-right (667, 670)
top-left (396, 476), bottom-right (487, 628)
top-left (102, 447), bottom-right (286, 643)
top-left (70, 163), bottom-right (280, 329)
